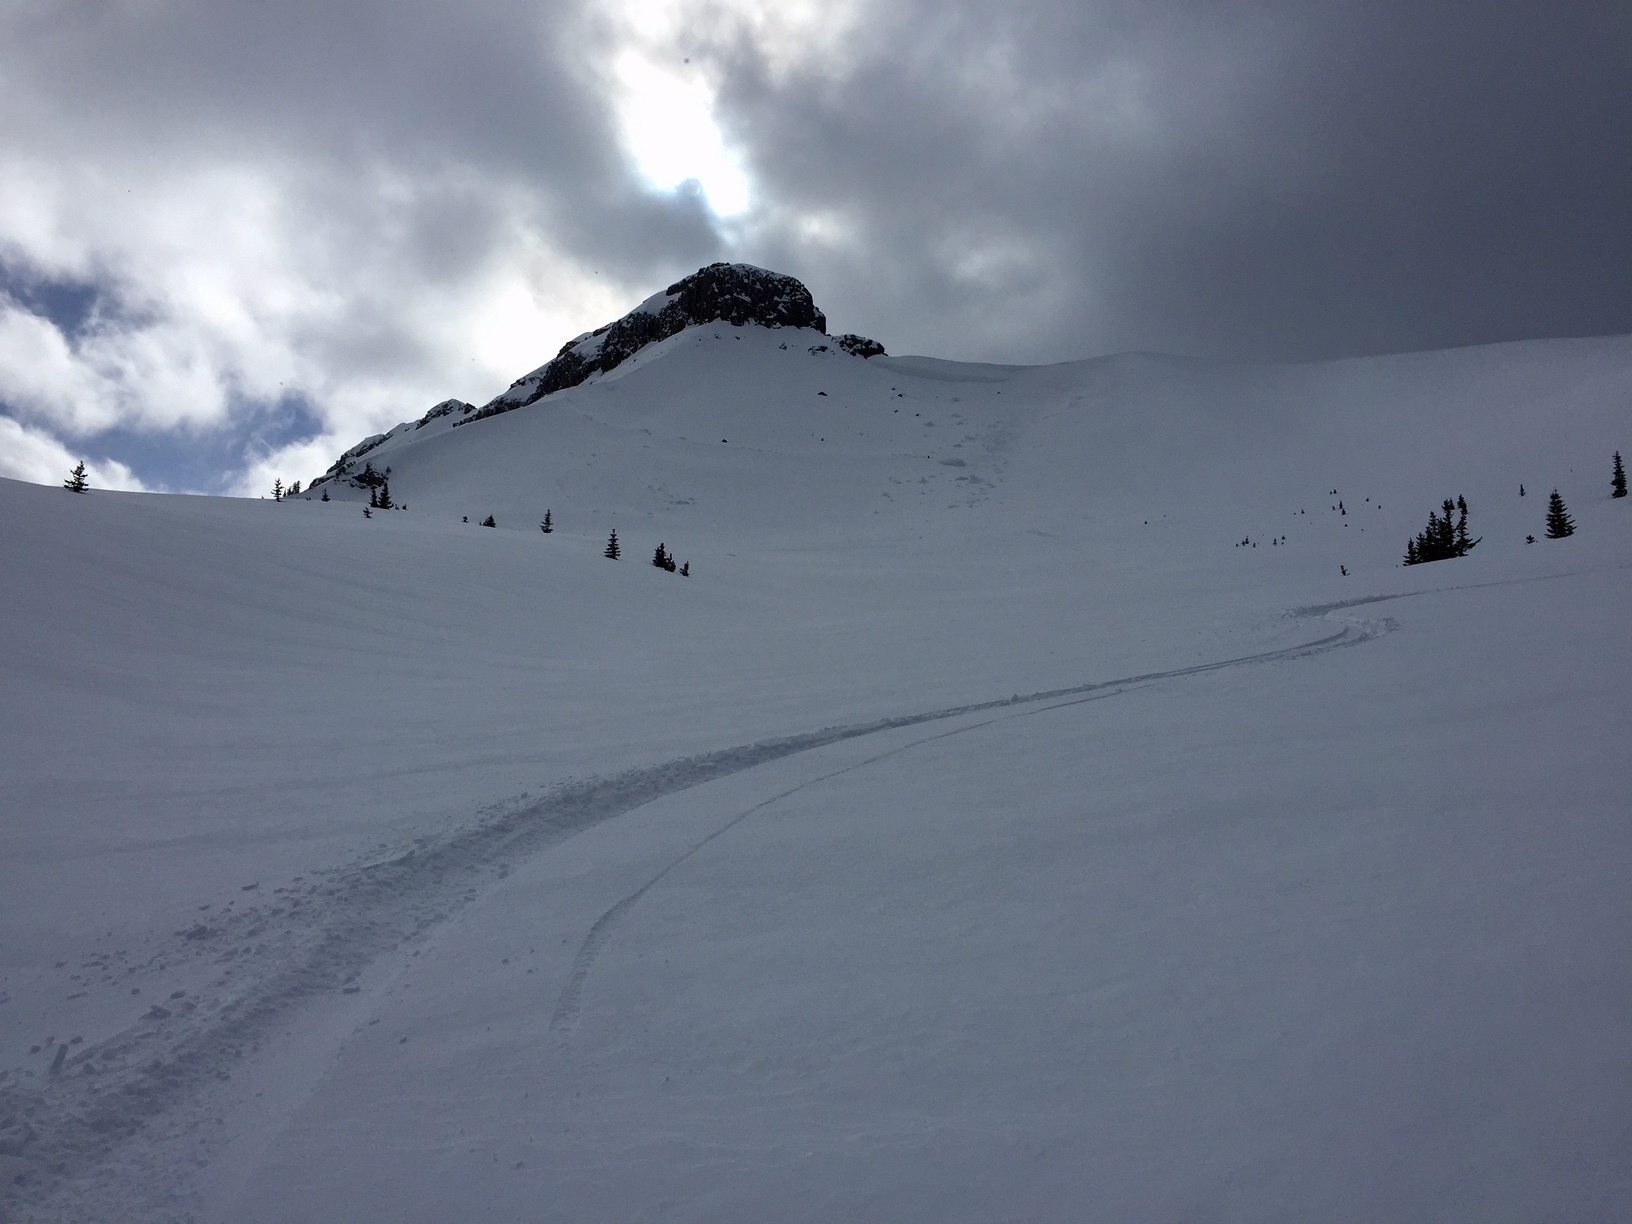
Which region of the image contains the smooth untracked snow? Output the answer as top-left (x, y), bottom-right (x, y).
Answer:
top-left (1, 328), bottom-right (1629, 1221)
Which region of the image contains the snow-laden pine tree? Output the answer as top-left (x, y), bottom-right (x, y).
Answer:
top-left (1545, 490), bottom-right (1575, 538)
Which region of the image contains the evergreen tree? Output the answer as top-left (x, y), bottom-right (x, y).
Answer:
top-left (1453, 495), bottom-right (1473, 555)
top-left (64, 461), bottom-right (89, 493)
top-left (604, 529), bottom-right (620, 559)
top-left (377, 481), bottom-right (394, 510)
top-left (652, 543), bottom-right (670, 569)
top-left (363, 507), bottom-right (372, 518)
top-left (541, 509), bottom-right (553, 533)
top-left (680, 561), bottom-right (689, 577)
top-left (481, 514), bottom-right (496, 527)
top-left (1403, 495), bottom-right (1479, 565)
top-left (289, 480), bottom-right (301, 496)
top-left (1545, 489), bottom-right (1575, 538)
top-left (321, 488), bottom-right (330, 501)
top-left (369, 486), bottom-right (379, 508)
top-left (273, 478), bottom-right (283, 501)
top-left (1614, 452), bottom-right (1627, 499)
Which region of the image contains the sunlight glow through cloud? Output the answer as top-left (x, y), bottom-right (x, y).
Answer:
top-left (614, 52), bottom-right (751, 217)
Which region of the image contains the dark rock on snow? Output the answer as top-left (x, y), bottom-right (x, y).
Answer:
top-left (461, 263), bottom-right (831, 426)
top-left (416, 398), bottom-right (475, 429)
top-left (834, 333), bottom-right (885, 358)
top-left (314, 264), bottom-right (880, 485)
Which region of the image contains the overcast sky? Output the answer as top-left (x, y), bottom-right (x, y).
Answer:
top-left (1, 1), bottom-right (1627, 494)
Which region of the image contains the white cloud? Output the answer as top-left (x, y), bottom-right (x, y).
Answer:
top-left (0, 414), bottom-right (147, 491)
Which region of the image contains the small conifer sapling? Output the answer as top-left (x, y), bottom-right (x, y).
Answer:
top-left (1613, 452), bottom-right (1627, 499)
top-left (1545, 489), bottom-right (1575, 538)
top-left (541, 509), bottom-right (553, 533)
top-left (604, 529), bottom-right (620, 559)
top-left (481, 514), bottom-right (495, 527)
top-left (64, 461), bottom-right (89, 493)
top-left (321, 488), bottom-right (330, 501)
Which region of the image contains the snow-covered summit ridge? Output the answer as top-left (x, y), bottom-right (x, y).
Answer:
top-left (315, 263), bottom-right (883, 488)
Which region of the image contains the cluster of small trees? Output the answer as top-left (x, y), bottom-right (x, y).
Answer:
top-left (1400, 453), bottom-right (1622, 565)
top-left (650, 542), bottom-right (688, 575)
top-left (597, 529), bottom-right (688, 575)
top-left (1403, 496), bottom-right (1479, 565)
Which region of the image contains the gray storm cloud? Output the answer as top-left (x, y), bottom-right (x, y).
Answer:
top-left (0, 0), bottom-right (1626, 490)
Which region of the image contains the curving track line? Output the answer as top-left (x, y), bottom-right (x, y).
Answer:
top-left (546, 605), bottom-right (1396, 1035)
top-left (3, 601), bottom-right (1395, 1220)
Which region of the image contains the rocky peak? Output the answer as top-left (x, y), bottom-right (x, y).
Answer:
top-left (462, 263), bottom-right (835, 425)
top-left (315, 264), bottom-right (883, 486)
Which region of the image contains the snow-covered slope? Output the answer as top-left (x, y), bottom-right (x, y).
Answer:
top-left (2, 310), bottom-right (1630, 1221)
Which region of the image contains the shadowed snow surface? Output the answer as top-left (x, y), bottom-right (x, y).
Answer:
top-left (1, 328), bottom-right (1630, 1221)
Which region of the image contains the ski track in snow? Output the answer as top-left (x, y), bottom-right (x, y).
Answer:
top-left (547, 593), bottom-right (1418, 1037)
top-left (545, 682), bottom-right (1144, 1037)
top-left (1, 597), bottom-right (1402, 1217)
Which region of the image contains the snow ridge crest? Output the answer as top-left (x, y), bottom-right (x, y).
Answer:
top-left (463, 263), bottom-right (829, 426)
top-left (314, 264), bottom-right (883, 489)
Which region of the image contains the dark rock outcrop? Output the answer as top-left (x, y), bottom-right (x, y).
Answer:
top-left (416, 399), bottom-right (475, 429)
top-left (313, 264), bottom-right (871, 486)
top-left (458, 263), bottom-right (827, 426)
top-left (835, 334), bottom-right (886, 358)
